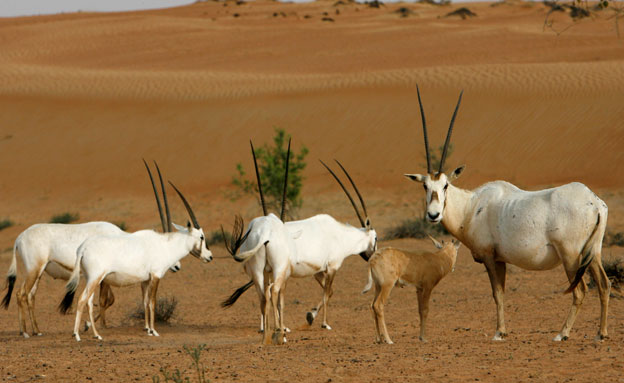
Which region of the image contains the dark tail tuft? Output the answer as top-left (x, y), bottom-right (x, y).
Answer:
top-left (223, 215), bottom-right (251, 257)
top-left (58, 279), bottom-right (78, 314)
top-left (2, 275), bottom-right (16, 309)
top-left (221, 280), bottom-right (253, 308)
top-left (565, 214), bottom-right (601, 294)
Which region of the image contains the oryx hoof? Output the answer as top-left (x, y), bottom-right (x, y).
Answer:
top-left (73, 333), bottom-right (81, 342)
top-left (258, 329), bottom-right (264, 334)
top-left (21, 332), bottom-right (30, 339)
top-left (306, 311), bottom-right (316, 325)
top-left (284, 327), bottom-right (291, 333)
top-left (94, 335), bottom-right (102, 340)
top-left (35, 332), bottom-right (43, 337)
top-left (418, 336), bottom-right (427, 343)
top-left (321, 324), bottom-right (332, 330)
top-left (553, 334), bottom-right (568, 342)
top-left (595, 334), bottom-right (608, 341)
top-left (152, 330), bottom-right (160, 337)
top-left (272, 329), bottom-right (285, 345)
top-left (492, 331), bottom-right (507, 341)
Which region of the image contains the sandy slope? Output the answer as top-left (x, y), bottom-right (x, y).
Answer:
top-left (0, 2), bottom-right (623, 381)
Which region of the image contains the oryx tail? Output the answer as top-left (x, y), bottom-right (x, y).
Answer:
top-left (58, 249), bottom-right (84, 314)
top-left (233, 235), bottom-right (268, 263)
top-left (564, 213), bottom-right (602, 294)
top-left (1, 242), bottom-right (18, 309)
top-left (221, 280), bottom-right (254, 308)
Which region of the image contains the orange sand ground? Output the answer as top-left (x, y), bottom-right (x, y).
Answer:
top-left (0, 1), bottom-right (623, 381)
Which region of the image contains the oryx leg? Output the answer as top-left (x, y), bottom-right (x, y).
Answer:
top-left (86, 288), bottom-right (102, 340)
top-left (554, 250), bottom-right (589, 341)
top-left (371, 281), bottom-right (394, 344)
top-left (247, 261), bottom-right (267, 333)
top-left (588, 256), bottom-right (610, 340)
top-left (417, 287), bottom-right (432, 342)
top-left (263, 283), bottom-right (273, 345)
top-left (484, 257), bottom-right (507, 340)
top-left (320, 270), bottom-right (336, 330)
top-left (86, 283), bottom-right (115, 331)
top-left (74, 276), bottom-right (103, 341)
top-left (306, 272), bottom-right (326, 325)
top-left (16, 265), bottom-right (44, 338)
top-left (26, 267), bottom-right (46, 336)
top-left (270, 271), bottom-right (288, 345)
top-left (148, 277), bottom-right (161, 336)
top-left (370, 282), bottom-right (382, 343)
top-left (141, 281), bottom-right (150, 332)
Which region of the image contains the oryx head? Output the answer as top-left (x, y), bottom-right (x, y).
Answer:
top-left (404, 86), bottom-right (466, 224)
top-left (321, 159), bottom-right (378, 261)
top-left (169, 182), bottom-right (213, 263)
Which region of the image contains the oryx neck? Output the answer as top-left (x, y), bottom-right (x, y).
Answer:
top-left (441, 184), bottom-right (473, 244)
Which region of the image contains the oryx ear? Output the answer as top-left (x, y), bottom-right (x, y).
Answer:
top-left (365, 217), bottom-right (372, 229)
top-left (404, 174), bottom-right (425, 182)
top-left (172, 222), bottom-right (187, 232)
top-left (449, 165), bottom-right (466, 181)
top-left (428, 234), bottom-right (443, 249)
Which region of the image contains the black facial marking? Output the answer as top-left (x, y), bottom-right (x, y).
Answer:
top-left (477, 207), bottom-right (483, 215)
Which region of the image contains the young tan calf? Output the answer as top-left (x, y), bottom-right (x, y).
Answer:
top-left (362, 236), bottom-right (460, 344)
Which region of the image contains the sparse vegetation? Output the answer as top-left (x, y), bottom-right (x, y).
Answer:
top-left (395, 7), bottom-right (416, 17)
top-left (130, 296), bottom-right (178, 323)
top-left (49, 212), bottom-right (79, 224)
top-left (207, 229), bottom-right (231, 247)
top-left (114, 221), bottom-right (128, 231)
top-left (231, 128), bottom-right (308, 217)
top-left (385, 217), bottom-right (448, 240)
top-left (0, 219), bottom-right (14, 232)
top-left (604, 230), bottom-right (624, 247)
top-left (153, 344), bottom-right (209, 383)
top-left (445, 7), bottom-right (477, 19)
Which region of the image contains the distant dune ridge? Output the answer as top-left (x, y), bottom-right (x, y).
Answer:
top-left (0, 0), bottom-right (623, 234)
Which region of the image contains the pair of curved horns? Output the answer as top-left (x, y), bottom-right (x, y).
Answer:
top-left (417, 84), bottom-right (464, 174)
top-left (320, 159), bottom-right (369, 228)
top-left (250, 138), bottom-right (292, 221)
top-left (143, 159), bottom-right (201, 231)
top-left (143, 159), bottom-right (172, 233)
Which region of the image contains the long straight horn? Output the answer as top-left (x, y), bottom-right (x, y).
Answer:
top-left (439, 90), bottom-right (464, 174)
top-left (168, 181), bottom-right (200, 229)
top-left (280, 138), bottom-right (291, 221)
top-left (143, 159), bottom-right (167, 233)
top-left (320, 160), bottom-right (365, 227)
top-left (417, 85), bottom-right (431, 175)
top-left (250, 141), bottom-right (267, 216)
top-left (334, 159), bottom-right (368, 219)
top-left (154, 161), bottom-right (172, 233)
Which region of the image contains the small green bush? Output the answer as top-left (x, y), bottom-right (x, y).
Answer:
top-left (206, 230), bottom-right (231, 247)
top-left (130, 296), bottom-right (178, 323)
top-left (153, 344), bottom-right (209, 383)
top-left (385, 218), bottom-right (448, 240)
top-left (114, 221), bottom-right (128, 231)
top-left (50, 212), bottom-right (79, 224)
top-left (0, 219), bottom-right (14, 231)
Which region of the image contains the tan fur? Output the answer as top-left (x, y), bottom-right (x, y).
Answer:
top-left (366, 239), bottom-right (459, 344)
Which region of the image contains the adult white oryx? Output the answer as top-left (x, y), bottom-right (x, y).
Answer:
top-left (223, 155), bottom-right (377, 335)
top-left (58, 167), bottom-right (212, 341)
top-left (404, 86), bottom-right (610, 341)
top-left (222, 139), bottom-right (299, 344)
top-left (2, 221), bottom-right (123, 338)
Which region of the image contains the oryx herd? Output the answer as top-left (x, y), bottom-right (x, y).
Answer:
top-left (1, 87), bottom-right (611, 345)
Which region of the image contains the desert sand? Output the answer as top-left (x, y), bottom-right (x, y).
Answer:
top-left (0, 0), bottom-right (623, 381)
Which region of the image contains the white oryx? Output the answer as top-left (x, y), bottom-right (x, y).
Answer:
top-left (223, 159), bottom-right (377, 334)
top-left (1, 161), bottom-right (181, 338)
top-left (2, 221), bottom-right (123, 338)
top-left (404, 86), bottom-right (610, 341)
top-left (59, 167), bottom-right (212, 342)
top-left (222, 139), bottom-right (297, 344)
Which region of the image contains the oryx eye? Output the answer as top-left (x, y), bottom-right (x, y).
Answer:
top-left (200, 235), bottom-right (205, 241)
top-left (423, 184), bottom-right (428, 191)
